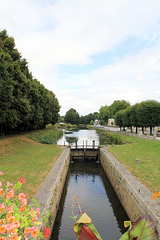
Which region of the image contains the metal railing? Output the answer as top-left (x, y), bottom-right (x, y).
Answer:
top-left (64, 140), bottom-right (101, 149)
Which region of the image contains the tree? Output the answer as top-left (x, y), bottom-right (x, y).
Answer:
top-left (98, 105), bottom-right (110, 123)
top-left (0, 29), bottom-right (60, 135)
top-left (79, 112), bottom-right (98, 125)
top-left (64, 108), bottom-right (80, 124)
top-left (109, 100), bottom-right (130, 118)
top-left (115, 110), bottom-right (125, 130)
top-left (129, 103), bottom-right (139, 133)
top-left (136, 100), bottom-right (160, 134)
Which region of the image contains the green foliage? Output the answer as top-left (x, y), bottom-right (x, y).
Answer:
top-left (136, 100), bottom-right (160, 134)
top-left (80, 112), bottom-right (98, 125)
top-left (115, 110), bottom-right (125, 129)
top-left (90, 120), bottom-right (94, 125)
top-left (64, 108), bottom-right (80, 125)
top-left (96, 129), bottom-right (123, 145)
top-left (109, 100), bottom-right (130, 118)
top-left (26, 128), bottom-right (63, 144)
top-left (66, 123), bottom-right (77, 130)
top-left (0, 29), bottom-right (60, 135)
top-left (98, 105), bottom-right (110, 123)
top-left (113, 100), bottom-right (160, 134)
top-left (120, 215), bottom-right (159, 240)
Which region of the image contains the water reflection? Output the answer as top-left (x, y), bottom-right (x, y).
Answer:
top-left (57, 129), bottom-right (100, 146)
top-left (65, 136), bottom-right (78, 144)
top-left (51, 162), bottom-right (129, 240)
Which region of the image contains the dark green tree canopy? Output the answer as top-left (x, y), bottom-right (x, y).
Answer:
top-left (114, 100), bottom-right (160, 134)
top-left (80, 112), bottom-right (98, 125)
top-left (0, 29), bottom-right (60, 135)
top-left (98, 105), bottom-right (110, 123)
top-left (115, 110), bottom-right (125, 129)
top-left (109, 100), bottom-right (130, 118)
top-left (136, 100), bottom-right (160, 134)
top-left (64, 108), bottom-right (80, 125)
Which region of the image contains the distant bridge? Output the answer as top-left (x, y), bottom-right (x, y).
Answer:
top-left (69, 140), bottom-right (102, 161)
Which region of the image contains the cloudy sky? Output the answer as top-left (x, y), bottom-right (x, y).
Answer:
top-left (1, 0), bottom-right (160, 116)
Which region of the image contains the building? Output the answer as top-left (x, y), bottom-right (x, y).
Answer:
top-left (108, 118), bottom-right (115, 126)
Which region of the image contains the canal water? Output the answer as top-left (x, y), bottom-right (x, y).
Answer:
top-left (52, 130), bottom-right (129, 239)
top-left (57, 129), bottom-right (100, 146)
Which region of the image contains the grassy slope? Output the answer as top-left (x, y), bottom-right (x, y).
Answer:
top-left (0, 132), bottom-right (63, 200)
top-left (107, 133), bottom-right (160, 193)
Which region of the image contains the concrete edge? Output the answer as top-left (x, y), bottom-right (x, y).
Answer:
top-left (31, 147), bottom-right (70, 233)
top-left (100, 146), bottom-right (160, 235)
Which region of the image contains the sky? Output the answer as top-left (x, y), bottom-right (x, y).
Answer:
top-left (0, 0), bottom-right (160, 116)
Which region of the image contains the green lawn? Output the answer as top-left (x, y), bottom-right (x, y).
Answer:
top-left (107, 133), bottom-right (160, 193)
top-left (0, 129), bottom-right (63, 200)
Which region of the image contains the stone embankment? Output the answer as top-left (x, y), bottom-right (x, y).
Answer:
top-left (100, 146), bottom-right (160, 235)
top-left (32, 147), bottom-right (70, 231)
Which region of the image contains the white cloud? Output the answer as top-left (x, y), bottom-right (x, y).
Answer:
top-left (0, 0), bottom-right (160, 115)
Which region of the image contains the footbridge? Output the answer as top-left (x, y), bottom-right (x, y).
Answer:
top-left (69, 140), bottom-right (102, 161)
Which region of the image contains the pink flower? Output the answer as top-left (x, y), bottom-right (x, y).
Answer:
top-left (30, 226), bottom-right (39, 238)
top-left (0, 171), bottom-right (4, 175)
top-left (19, 176), bottom-right (25, 184)
top-left (18, 193), bottom-right (27, 201)
top-left (20, 205), bottom-right (25, 212)
top-left (14, 221), bottom-right (20, 228)
top-left (24, 227), bottom-right (31, 235)
top-left (0, 188), bottom-right (4, 195)
top-left (32, 215), bottom-right (38, 222)
top-left (0, 225), bottom-right (6, 234)
top-left (6, 189), bottom-right (14, 199)
top-left (78, 211), bottom-right (84, 214)
top-left (21, 198), bottom-right (27, 206)
top-left (0, 203), bottom-right (5, 214)
top-left (0, 182), bottom-right (2, 187)
top-left (6, 182), bottom-right (13, 187)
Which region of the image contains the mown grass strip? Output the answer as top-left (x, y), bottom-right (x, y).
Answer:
top-left (0, 128), bottom-right (63, 200)
top-left (98, 130), bottom-right (160, 193)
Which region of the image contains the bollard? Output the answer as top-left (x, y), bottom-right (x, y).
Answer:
top-left (136, 158), bottom-right (140, 164)
top-left (93, 140), bottom-right (95, 148)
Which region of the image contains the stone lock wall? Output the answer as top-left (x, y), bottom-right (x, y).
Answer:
top-left (100, 146), bottom-right (160, 235)
top-left (32, 147), bottom-right (70, 232)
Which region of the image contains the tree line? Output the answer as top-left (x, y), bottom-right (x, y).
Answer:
top-left (115, 100), bottom-right (160, 135)
top-left (99, 100), bottom-right (130, 123)
top-left (0, 30), bottom-right (60, 135)
top-left (63, 99), bottom-right (160, 135)
top-left (61, 108), bottom-right (98, 125)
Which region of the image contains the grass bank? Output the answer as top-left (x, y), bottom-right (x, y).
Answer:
top-left (0, 127), bottom-right (63, 200)
top-left (97, 129), bottom-right (160, 193)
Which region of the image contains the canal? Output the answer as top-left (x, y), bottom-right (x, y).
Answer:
top-left (52, 129), bottom-right (129, 239)
top-left (57, 129), bottom-right (100, 146)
